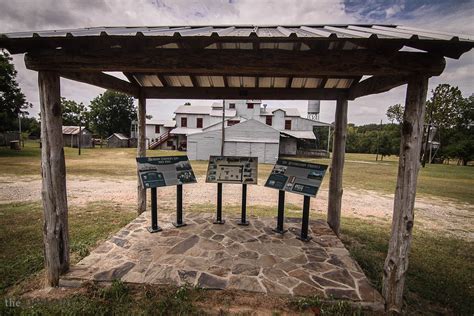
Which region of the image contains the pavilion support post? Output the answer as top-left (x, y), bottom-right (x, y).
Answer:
top-left (382, 75), bottom-right (428, 314)
top-left (327, 97), bottom-right (348, 236)
top-left (39, 71), bottom-right (70, 287)
top-left (137, 94), bottom-right (147, 214)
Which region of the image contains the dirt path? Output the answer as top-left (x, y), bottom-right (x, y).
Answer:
top-left (1, 175), bottom-right (472, 240)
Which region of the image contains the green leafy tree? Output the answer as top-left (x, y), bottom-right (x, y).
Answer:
top-left (89, 90), bottom-right (136, 138)
top-left (386, 104), bottom-right (404, 124)
top-left (0, 51), bottom-right (31, 132)
top-left (426, 84), bottom-right (464, 128)
top-left (61, 97), bottom-right (88, 126)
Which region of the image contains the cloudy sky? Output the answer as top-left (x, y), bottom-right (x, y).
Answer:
top-left (1, 0), bottom-right (473, 125)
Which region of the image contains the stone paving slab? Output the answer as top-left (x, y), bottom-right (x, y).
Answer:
top-left (62, 212), bottom-right (383, 307)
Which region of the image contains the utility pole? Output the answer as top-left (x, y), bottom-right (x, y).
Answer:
top-left (78, 114), bottom-right (82, 156)
top-left (18, 115), bottom-right (22, 148)
top-left (376, 119), bottom-right (382, 161)
top-left (221, 99), bottom-right (225, 155)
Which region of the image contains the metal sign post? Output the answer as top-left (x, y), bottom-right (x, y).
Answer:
top-left (297, 195), bottom-right (312, 241)
top-left (148, 187), bottom-right (162, 233)
top-left (214, 183), bottom-right (225, 224)
top-left (173, 184), bottom-right (186, 227)
top-left (273, 190), bottom-right (287, 234)
top-left (238, 183), bottom-right (249, 225)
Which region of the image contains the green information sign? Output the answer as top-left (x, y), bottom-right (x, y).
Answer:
top-left (136, 156), bottom-right (197, 189)
top-left (265, 159), bottom-right (327, 197)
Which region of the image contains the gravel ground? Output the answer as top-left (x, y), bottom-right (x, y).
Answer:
top-left (1, 175), bottom-right (472, 240)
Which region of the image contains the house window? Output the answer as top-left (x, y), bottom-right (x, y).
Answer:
top-left (155, 125), bottom-right (160, 133)
top-left (265, 116), bottom-right (272, 126)
top-left (181, 117), bottom-right (187, 127)
top-left (167, 140), bottom-right (173, 147)
top-left (229, 103), bottom-right (236, 109)
top-left (196, 118), bottom-right (203, 128)
top-left (227, 120), bottom-right (239, 126)
top-left (247, 103), bottom-right (254, 109)
top-left (285, 120), bottom-right (292, 130)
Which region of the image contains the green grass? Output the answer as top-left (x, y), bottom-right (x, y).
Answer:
top-left (0, 201), bottom-right (135, 294)
top-left (1, 142), bottom-right (472, 204)
top-left (0, 201), bottom-right (472, 314)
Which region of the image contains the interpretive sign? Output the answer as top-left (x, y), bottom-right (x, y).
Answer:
top-left (206, 156), bottom-right (258, 184)
top-left (265, 159), bottom-right (327, 197)
top-left (136, 156), bottom-right (197, 188)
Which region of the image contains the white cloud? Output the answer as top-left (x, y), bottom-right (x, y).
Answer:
top-left (1, 0), bottom-right (473, 125)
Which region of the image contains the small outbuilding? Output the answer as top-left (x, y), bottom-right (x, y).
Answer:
top-left (62, 126), bottom-right (93, 148)
top-left (107, 133), bottom-right (135, 148)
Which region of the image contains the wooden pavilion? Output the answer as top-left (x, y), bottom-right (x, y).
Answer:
top-left (1, 24), bottom-right (472, 313)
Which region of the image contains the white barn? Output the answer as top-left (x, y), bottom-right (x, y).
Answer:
top-left (187, 119), bottom-right (280, 164)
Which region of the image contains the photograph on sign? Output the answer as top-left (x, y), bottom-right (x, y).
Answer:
top-left (136, 156), bottom-right (197, 188)
top-left (206, 156), bottom-right (258, 184)
top-left (265, 159), bottom-right (327, 197)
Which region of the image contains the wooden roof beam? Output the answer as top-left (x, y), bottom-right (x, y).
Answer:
top-left (142, 87), bottom-right (347, 100)
top-left (25, 50), bottom-right (446, 77)
top-left (348, 75), bottom-right (409, 100)
top-left (60, 71), bottom-right (139, 97)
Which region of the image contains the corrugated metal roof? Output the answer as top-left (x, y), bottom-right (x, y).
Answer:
top-left (271, 108), bottom-right (301, 117)
top-left (170, 127), bottom-right (202, 135)
top-left (62, 126), bottom-right (88, 135)
top-left (2, 25), bottom-right (471, 42)
top-left (146, 119), bottom-right (176, 127)
top-left (281, 131), bottom-right (316, 140)
top-left (108, 133), bottom-right (128, 140)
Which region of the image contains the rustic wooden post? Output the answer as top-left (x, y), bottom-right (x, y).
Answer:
top-left (382, 75), bottom-right (428, 313)
top-left (39, 71), bottom-right (69, 286)
top-left (327, 97), bottom-right (348, 236)
top-left (137, 93), bottom-right (147, 214)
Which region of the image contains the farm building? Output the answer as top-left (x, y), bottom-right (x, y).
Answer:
top-left (62, 126), bottom-right (93, 148)
top-left (147, 100), bottom-right (330, 156)
top-left (107, 133), bottom-right (136, 148)
top-left (187, 119), bottom-right (280, 163)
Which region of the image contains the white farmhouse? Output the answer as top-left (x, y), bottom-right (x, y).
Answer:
top-left (145, 100), bottom-right (331, 163)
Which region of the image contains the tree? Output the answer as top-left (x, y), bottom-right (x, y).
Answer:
top-left (386, 103), bottom-right (404, 124)
top-left (0, 51), bottom-right (31, 132)
top-left (426, 84), bottom-right (464, 129)
top-left (89, 90), bottom-right (136, 138)
top-left (61, 97), bottom-right (87, 126)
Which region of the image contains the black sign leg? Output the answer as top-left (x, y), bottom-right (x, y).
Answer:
top-left (148, 187), bottom-right (162, 233)
top-left (173, 184), bottom-right (187, 228)
top-left (238, 184), bottom-right (250, 226)
top-left (214, 183), bottom-right (225, 224)
top-left (297, 195), bottom-right (312, 242)
top-left (273, 190), bottom-right (287, 234)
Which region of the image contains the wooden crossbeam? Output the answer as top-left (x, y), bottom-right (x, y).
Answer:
top-left (142, 87), bottom-right (346, 100)
top-left (348, 75), bottom-right (409, 100)
top-left (26, 49), bottom-right (446, 77)
top-left (59, 71), bottom-right (139, 96)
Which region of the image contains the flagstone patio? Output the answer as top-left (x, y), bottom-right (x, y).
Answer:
top-left (61, 211), bottom-right (383, 308)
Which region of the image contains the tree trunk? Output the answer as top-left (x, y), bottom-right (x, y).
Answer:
top-left (137, 94), bottom-right (147, 214)
top-left (39, 71), bottom-right (70, 287)
top-left (327, 97), bottom-right (348, 236)
top-left (382, 75), bottom-right (428, 313)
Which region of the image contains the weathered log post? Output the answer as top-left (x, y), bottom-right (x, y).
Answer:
top-left (327, 97), bottom-right (348, 236)
top-left (39, 71), bottom-right (70, 286)
top-left (137, 93), bottom-right (147, 214)
top-left (382, 75), bottom-right (428, 313)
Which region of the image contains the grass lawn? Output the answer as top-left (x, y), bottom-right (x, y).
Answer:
top-left (0, 201), bottom-right (472, 314)
top-left (1, 142), bottom-right (473, 205)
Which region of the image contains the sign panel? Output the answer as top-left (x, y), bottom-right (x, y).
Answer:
top-left (136, 156), bottom-right (197, 188)
top-left (265, 159), bottom-right (327, 197)
top-left (206, 156), bottom-right (258, 184)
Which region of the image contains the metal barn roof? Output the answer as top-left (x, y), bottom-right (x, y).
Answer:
top-left (1, 24), bottom-right (472, 101)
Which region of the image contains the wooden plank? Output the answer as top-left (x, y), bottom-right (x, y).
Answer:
top-left (60, 71), bottom-right (139, 96)
top-left (327, 97), bottom-right (348, 236)
top-left (142, 87), bottom-right (347, 100)
top-left (382, 75), bottom-right (428, 313)
top-left (348, 75), bottom-right (409, 100)
top-left (38, 71), bottom-right (70, 286)
top-left (137, 94), bottom-right (147, 214)
top-left (25, 49), bottom-right (446, 76)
